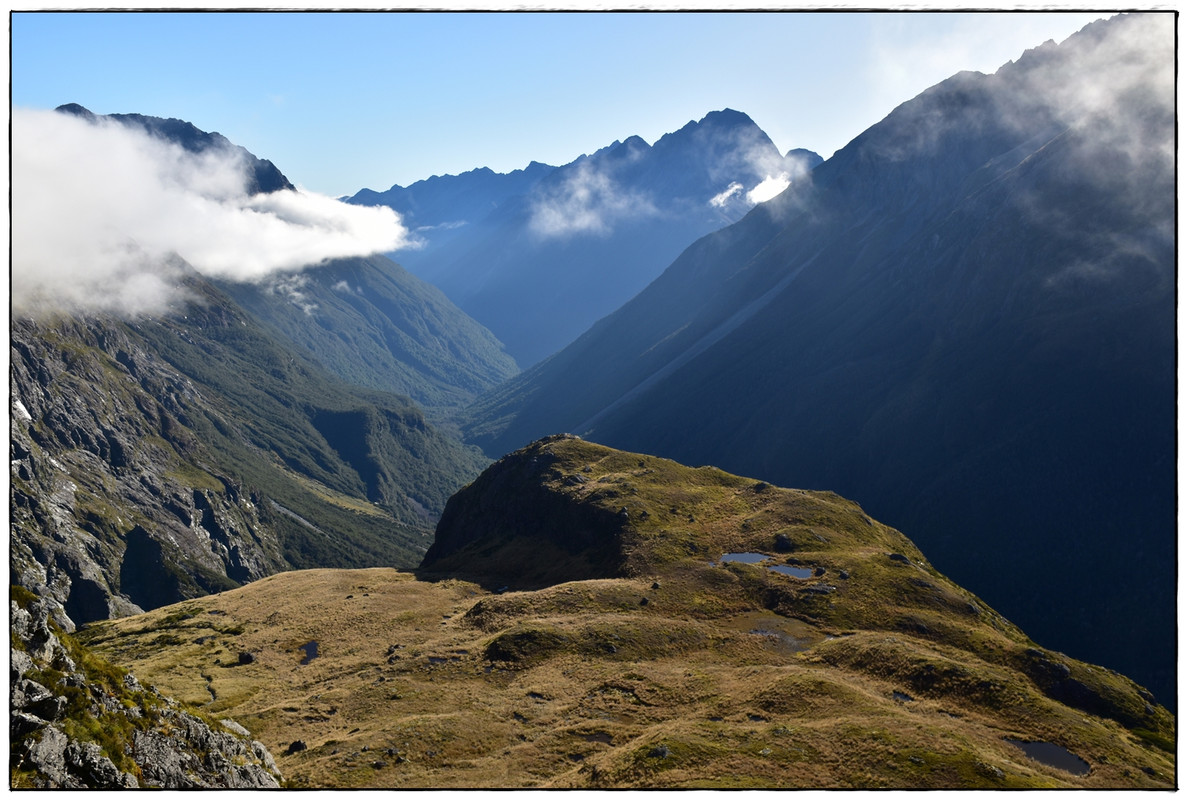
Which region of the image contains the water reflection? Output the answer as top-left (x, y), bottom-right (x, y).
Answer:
top-left (720, 553), bottom-right (815, 579)
top-left (1005, 738), bottom-right (1090, 776)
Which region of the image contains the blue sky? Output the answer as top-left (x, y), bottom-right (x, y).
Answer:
top-left (12, 10), bottom-right (1107, 197)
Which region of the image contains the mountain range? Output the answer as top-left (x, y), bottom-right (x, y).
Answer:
top-left (11, 106), bottom-right (524, 633)
top-left (9, 11), bottom-right (1175, 789)
top-left (347, 109), bottom-right (821, 366)
top-left (461, 12), bottom-right (1175, 704)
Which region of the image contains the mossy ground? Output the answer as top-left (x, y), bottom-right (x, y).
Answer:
top-left (81, 438), bottom-right (1175, 789)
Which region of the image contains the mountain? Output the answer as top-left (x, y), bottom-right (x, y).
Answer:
top-left (461, 14), bottom-right (1175, 703)
top-left (10, 273), bottom-right (489, 626)
top-left (11, 109), bottom-right (510, 630)
top-left (214, 254), bottom-right (519, 417)
top-left (79, 437), bottom-right (1174, 788)
top-left (56, 102), bottom-right (294, 195)
top-left (348, 160), bottom-right (556, 255)
top-left (348, 110), bottom-right (821, 366)
top-left (54, 104), bottom-right (520, 417)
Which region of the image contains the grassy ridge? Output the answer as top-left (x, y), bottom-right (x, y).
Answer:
top-left (82, 437), bottom-right (1174, 789)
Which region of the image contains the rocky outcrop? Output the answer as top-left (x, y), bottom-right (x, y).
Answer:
top-left (11, 592), bottom-right (282, 789)
top-left (421, 435), bottom-right (634, 588)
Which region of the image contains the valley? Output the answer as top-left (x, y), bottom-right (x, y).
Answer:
top-left (10, 10), bottom-right (1175, 790)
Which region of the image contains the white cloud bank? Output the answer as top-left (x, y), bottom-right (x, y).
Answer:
top-left (12, 108), bottom-right (411, 317)
top-left (528, 159), bottom-right (657, 239)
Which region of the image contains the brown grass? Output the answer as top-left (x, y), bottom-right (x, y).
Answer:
top-left (83, 566), bottom-right (1173, 789)
top-left (79, 437), bottom-right (1175, 789)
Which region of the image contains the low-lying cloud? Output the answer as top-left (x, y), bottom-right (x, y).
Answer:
top-left (709, 181), bottom-right (744, 209)
top-left (528, 159), bottom-right (657, 239)
top-left (12, 108), bottom-right (411, 317)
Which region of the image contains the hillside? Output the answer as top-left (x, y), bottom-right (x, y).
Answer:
top-left (80, 437), bottom-right (1174, 789)
top-left (215, 253), bottom-right (519, 417)
top-left (350, 110), bottom-right (820, 366)
top-left (11, 271), bottom-right (488, 627)
top-left (54, 104), bottom-right (520, 417)
top-left (11, 105), bottom-right (515, 629)
top-left (461, 13), bottom-right (1175, 703)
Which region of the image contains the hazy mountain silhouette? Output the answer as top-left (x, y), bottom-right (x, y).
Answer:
top-left (349, 110), bottom-right (820, 366)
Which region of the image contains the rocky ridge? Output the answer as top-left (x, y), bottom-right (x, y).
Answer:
top-left (11, 588), bottom-right (282, 788)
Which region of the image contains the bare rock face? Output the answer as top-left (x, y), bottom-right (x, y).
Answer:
top-left (10, 593), bottom-right (282, 789)
top-left (10, 315), bottom-right (286, 625)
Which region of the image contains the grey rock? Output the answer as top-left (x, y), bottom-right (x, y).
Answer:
top-left (252, 740), bottom-right (281, 776)
top-left (219, 717), bottom-right (251, 737)
top-left (134, 728), bottom-right (206, 789)
top-left (12, 711), bottom-right (48, 739)
top-left (65, 740), bottom-right (139, 788)
top-left (21, 680), bottom-right (68, 722)
top-left (22, 725), bottom-right (71, 787)
top-left (11, 649), bottom-right (35, 681)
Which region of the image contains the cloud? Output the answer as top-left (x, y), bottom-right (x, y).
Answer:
top-left (746, 174), bottom-right (792, 205)
top-left (12, 107), bottom-right (411, 317)
top-left (528, 159), bottom-right (657, 239)
top-left (708, 149), bottom-right (817, 218)
top-left (709, 182), bottom-right (743, 209)
top-left (266, 274), bottom-right (319, 316)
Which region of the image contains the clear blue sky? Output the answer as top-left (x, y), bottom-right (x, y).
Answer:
top-left (12, 10), bottom-right (1107, 197)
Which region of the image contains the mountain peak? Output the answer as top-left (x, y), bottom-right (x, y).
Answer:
top-left (53, 105), bottom-right (295, 194)
top-left (700, 107), bottom-right (757, 127)
top-left (54, 102), bottom-right (96, 120)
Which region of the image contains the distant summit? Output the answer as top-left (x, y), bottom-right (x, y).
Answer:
top-left (55, 103), bottom-right (295, 195)
top-left (349, 109), bottom-right (820, 366)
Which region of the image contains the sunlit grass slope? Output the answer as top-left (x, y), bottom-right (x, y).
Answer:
top-left (81, 436), bottom-right (1174, 788)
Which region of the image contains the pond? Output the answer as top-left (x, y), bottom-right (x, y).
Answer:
top-left (720, 552), bottom-right (770, 564)
top-left (1005, 738), bottom-right (1090, 776)
top-left (767, 564), bottom-right (814, 578)
top-left (299, 640), bottom-right (319, 665)
top-left (580, 731), bottom-right (613, 745)
top-left (720, 553), bottom-right (814, 579)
